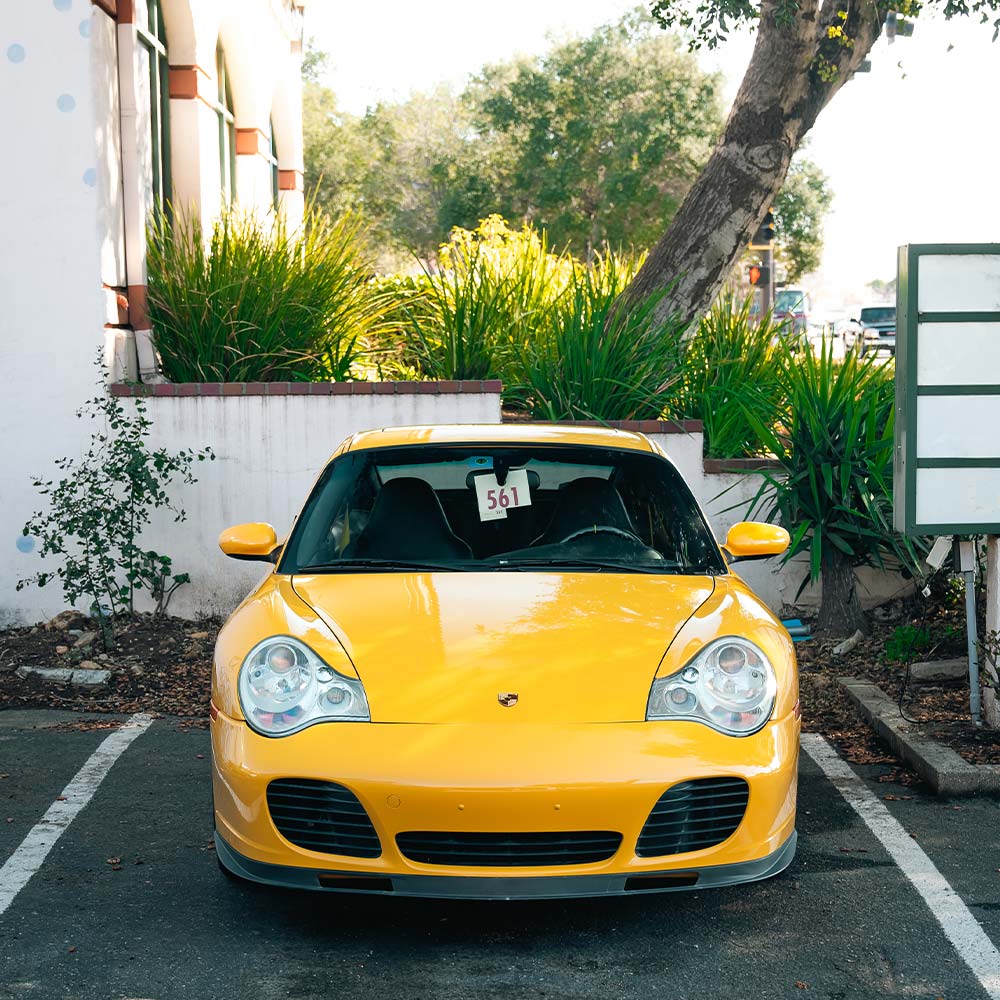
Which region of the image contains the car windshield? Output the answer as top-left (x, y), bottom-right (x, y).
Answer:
top-left (279, 444), bottom-right (726, 576)
top-left (860, 307), bottom-right (895, 324)
top-left (774, 290), bottom-right (805, 313)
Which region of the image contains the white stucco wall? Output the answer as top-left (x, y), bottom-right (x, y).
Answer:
top-left (134, 388), bottom-right (503, 619)
top-left (0, 1), bottom-right (117, 627)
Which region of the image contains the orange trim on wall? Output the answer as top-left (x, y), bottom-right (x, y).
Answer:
top-left (168, 65), bottom-right (212, 101)
top-left (116, 0), bottom-right (133, 23)
top-left (278, 170), bottom-right (304, 192)
top-left (127, 284), bottom-right (148, 330)
top-left (235, 128), bottom-right (269, 157)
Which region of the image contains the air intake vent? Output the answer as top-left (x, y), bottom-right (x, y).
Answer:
top-left (396, 831), bottom-right (622, 867)
top-left (636, 777), bottom-right (749, 857)
top-left (267, 779), bottom-right (381, 858)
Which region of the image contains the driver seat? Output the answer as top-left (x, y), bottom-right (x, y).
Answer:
top-left (345, 478), bottom-right (472, 561)
top-left (531, 477), bottom-right (636, 546)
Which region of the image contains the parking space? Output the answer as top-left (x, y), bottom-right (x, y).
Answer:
top-left (1, 712), bottom-right (998, 1000)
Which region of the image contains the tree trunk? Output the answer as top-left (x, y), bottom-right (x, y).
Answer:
top-left (818, 547), bottom-right (867, 637)
top-left (621, 0), bottom-right (882, 328)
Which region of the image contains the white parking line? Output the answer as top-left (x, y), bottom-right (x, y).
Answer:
top-left (801, 733), bottom-right (1000, 1000)
top-left (0, 712), bottom-right (153, 917)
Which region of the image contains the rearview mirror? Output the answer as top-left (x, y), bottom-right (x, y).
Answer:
top-left (722, 522), bottom-right (790, 562)
top-left (219, 522), bottom-right (281, 563)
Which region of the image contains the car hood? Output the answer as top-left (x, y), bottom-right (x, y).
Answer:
top-left (290, 572), bottom-right (716, 724)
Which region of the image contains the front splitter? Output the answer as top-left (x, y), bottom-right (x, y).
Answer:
top-left (214, 829), bottom-right (797, 900)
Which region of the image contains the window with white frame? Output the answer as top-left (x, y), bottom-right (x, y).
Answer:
top-left (214, 44), bottom-right (236, 203)
top-left (266, 118), bottom-right (279, 209)
top-left (137, 0), bottom-right (170, 207)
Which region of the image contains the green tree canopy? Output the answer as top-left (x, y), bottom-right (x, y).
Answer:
top-left (463, 10), bottom-right (723, 256)
top-left (773, 156), bottom-right (832, 283)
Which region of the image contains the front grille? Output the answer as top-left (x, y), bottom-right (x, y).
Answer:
top-left (636, 777), bottom-right (749, 857)
top-left (267, 779), bottom-right (381, 858)
top-left (396, 831), bottom-right (622, 867)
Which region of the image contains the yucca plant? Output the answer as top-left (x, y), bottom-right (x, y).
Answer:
top-left (745, 339), bottom-right (924, 636)
top-left (507, 255), bottom-right (684, 421)
top-left (666, 297), bottom-right (787, 458)
top-left (146, 207), bottom-right (391, 382)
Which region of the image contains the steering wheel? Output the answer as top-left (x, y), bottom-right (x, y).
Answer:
top-left (560, 525), bottom-right (645, 545)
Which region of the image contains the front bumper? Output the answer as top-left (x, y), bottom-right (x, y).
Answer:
top-left (212, 709), bottom-right (799, 895)
top-left (216, 826), bottom-right (797, 899)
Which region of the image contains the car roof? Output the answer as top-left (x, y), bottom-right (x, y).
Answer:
top-left (337, 423), bottom-right (657, 459)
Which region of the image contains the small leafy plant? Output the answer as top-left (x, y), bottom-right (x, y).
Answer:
top-left (18, 362), bottom-right (213, 644)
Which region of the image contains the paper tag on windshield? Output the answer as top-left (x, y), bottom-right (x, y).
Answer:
top-left (474, 469), bottom-right (532, 521)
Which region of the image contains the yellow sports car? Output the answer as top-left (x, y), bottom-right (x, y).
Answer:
top-left (211, 424), bottom-right (798, 898)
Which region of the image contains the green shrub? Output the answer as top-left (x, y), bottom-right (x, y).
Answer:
top-left (18, 360), bottom-right (213, 644)
top-left (506, 255), bottom-right (684, 421)
top-left (746, 340), bottom-right (924, 635)
top-left (665, 297), bottom-right (786, 458)
top-left (146, 207), bottom-right (391, 382)
top-left (404, 216), bottom-right (570, 381)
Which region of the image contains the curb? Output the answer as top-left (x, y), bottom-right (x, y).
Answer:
top-left (839, 677), bottom-right (1000, 796)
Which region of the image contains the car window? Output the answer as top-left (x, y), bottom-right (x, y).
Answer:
top-left (774, 290), bottom-right (805, 313)
top-left (279, 444), bottom-right (725, 576)
top-left (859, 307), bottom-right (895, 324)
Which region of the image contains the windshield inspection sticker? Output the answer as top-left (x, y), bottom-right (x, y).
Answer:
top-left (474, 469), bottom-right (532, 521)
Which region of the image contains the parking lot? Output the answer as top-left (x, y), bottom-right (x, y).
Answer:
top-left (1, 710), bottom-right (998, 1000)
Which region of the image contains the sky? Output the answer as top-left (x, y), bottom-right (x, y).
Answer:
top-left (304, 1), bottom-right (1000, 316)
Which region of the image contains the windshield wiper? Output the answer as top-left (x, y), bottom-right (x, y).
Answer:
top-left (492, 558), bottom-right (682, 574)
top-left (293, 558), bottom-right (465, 574)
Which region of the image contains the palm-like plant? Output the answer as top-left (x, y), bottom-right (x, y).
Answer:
top-left (507, 255), bottom-right (683, 421)
top-left (746, 339), bottom-right (924, 636)
top-left (666, 296), bottom-right (787, 458)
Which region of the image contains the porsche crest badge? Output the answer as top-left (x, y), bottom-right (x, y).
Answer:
top-left (498, 692), bottom-right (518, 707)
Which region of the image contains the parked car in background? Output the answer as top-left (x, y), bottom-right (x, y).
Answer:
top-left (773, 289), bottom-right (810, 338)
top-left (211, 424), bottom-right (799, 899)
top-left (843, 306), bottom-right (896, 355)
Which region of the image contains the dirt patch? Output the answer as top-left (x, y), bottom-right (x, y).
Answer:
top-left (797, 594), bottom-right (1000, 769)
top-left (0, 612), bottom-right (220, 719)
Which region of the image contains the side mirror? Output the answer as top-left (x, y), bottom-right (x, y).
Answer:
top-left (219, 522), bottom-right (281, 563)
top-left (722, 522), bottom-right (790, 562)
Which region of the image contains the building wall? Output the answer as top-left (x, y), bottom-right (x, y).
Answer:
top-left (0, 0), bottom-right (307, 625)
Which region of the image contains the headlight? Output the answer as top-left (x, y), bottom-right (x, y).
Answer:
top-left (238, 636), bottom-right (369, 736)
top-left (646, 637), bottom-right (776, 736)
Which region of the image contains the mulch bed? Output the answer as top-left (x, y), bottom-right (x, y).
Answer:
top-left (1, 595), bottom-right (997, 771)
top-left (797, 594), bottom-right (1000, 770)
top-left (0, 610), bottom-right (218, 722)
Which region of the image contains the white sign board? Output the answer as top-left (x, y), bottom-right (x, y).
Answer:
top-left (894, 244), bottom-right (1000, 534)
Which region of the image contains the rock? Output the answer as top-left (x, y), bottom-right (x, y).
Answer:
top-left (189, 631), bottom-right (210, 640)
top-left (130, 664), bottom-right (145, 676)
top-left (29, 627), bottom-right (39, 635)
top-left (15, 665), bottom-right (110, 689)
top-left (910, 657), bottom-right (968, 684)
top-left (46, 610), bottom-right (84, 631)
top-left (97, 654), bottom-right (109, 662)
top-left (55, 645), bottom-right (69, 655)
top-left (832, 630), bottom-right (865, 656)
top-left (73, 632), bottom-right (98, 649)
top-left (67, 629), bottom-right (83, 637)
top-left (77, 660), bottom-right (102, 671)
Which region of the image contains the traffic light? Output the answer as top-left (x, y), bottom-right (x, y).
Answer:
top-left (748, 263), bottom-right (769, 287)
top-left (749, 265), bottom-right (761, 286)
top-left (749, 210), bottom-right (775, 249)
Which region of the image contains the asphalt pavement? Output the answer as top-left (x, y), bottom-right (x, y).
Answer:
top-left (1, 709), bottom-right (998, 1000)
